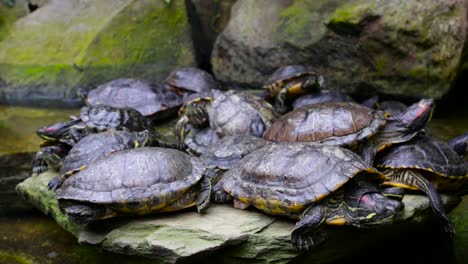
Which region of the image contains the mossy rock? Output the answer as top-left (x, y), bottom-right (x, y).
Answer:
top-left (211, 0), bottom-right (466, 99)
top-left (15, 170), bottom-right (463, 264)
top-left (0, 0), bottom-right (196, 107)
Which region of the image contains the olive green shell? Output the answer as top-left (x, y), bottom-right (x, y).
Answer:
top-left (263, 102), bottom-right (387, 146)
top-left (210, 90), bottom-right (279, 137)
top-left (376, 135), bottom-right (467, 191)
top-left (56, 147), bottom-right (204, 212)
top-left (166, 67), bottom-right (217, 94)
top-left (59, 130), bottom-right (148, 175)
top-left (84, 78), bottom-right (182, 118)
top-left (219, 143), bottom-right (383, 217)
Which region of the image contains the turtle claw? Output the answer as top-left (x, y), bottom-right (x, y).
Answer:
top-left (444, 223), bottom-right (456, 239)
top-left (291, 228), bottom-right (325, 251)
top-left (47, 176), bottom-right (63, 191)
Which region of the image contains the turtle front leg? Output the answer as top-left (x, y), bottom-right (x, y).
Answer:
top-left (196, 176), bottom-right (212, 213)
top-left (47, 165), bottom-right (87, 191)
top-left (175, 115), bottom-right (189, 150)
top-left (274, 87), bottom-right (289, 114)
top-left (291, 205), bottom-right (327, 251)
top-left (32, 145), bottom-right (68, 175)
top-left (250, 113), bottom-right (266, 137)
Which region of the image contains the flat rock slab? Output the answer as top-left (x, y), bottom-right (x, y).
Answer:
top-left (16, 171), bottom-right (462, 264)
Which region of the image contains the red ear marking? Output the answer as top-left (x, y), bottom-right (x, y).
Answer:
top-left (415, 104), bottom-right (429, 119)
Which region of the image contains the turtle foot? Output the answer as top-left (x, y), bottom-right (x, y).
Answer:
top-left (47, 176), bottom-right (63, 191)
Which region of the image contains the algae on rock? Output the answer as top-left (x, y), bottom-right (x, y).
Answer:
top-left (15, 170), bottom-right (462, 264)
top-left (0, 0), bottom-right (196, 106)
top-left (211, 0), bottom-right (467, 99)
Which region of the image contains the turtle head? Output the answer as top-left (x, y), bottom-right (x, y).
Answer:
top-left (134, 130), bottom-right (152, 147)
top-left (36, 119), bottom-right (81, 141)
top-left (344, 176), bottom-right (403, 227)
top-left (179, 96), bottom-right (212, 128)
top-left (352, 191), bottom-right (403, 227)
top-left (390, 98), bottom-right (434, 132)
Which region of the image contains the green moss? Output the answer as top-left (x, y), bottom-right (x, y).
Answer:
top-left (275, 1), bottom-right (330, 45)
top-left (328, 1), bottom-right (374, 24)
top-left (0, 251), bottom-right (36, 264)
top-left (16, 171), bottom-right (83, 237)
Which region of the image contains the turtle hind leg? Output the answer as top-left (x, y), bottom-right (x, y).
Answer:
top-left (196, 176), bottom-right (211, 213)
top-left (291, 205), bottom-right (327, 251)
top-left (211, 181), bottom-right (232, 204)
top-left (62, 203), bottom-right (107, 224)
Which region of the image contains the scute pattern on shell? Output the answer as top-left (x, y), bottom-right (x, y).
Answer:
top-left (263, 102), bottom-right (386, 145)
top-left (220, 143), bottom-right (380, 216)
top-left (377, 135), bottom-right (467, 177)
top-left (59, 131), bottom-right (147, 175)
top-left (56, 148), bottom-right (204, 208)
top-left (201, 135), bottom-right (268, 169)
top-left (166, 67), bottom-right (218, 93)
top-left (80, 105), bottom-right (155, 133)
top-left (86, 78), bottom-right (182, 117)
top-left (265, 65), bottom-right (309, 85)
top-left (209, 90), bottom-right (279, 137)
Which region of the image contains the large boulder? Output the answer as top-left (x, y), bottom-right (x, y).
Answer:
top-left (16, 170), bottom-right (462, 264)
top-left (0, 0), bottom-right (49, 41)
top-left (0, 0), bottom-right (196, 107)
top-left (211, 0), bottom-right (467, 99)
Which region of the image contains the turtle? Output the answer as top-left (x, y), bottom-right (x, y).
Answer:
top-left (448, 132), bottom-right (468, 158)
top-left (292, 91), bottom-right (355, 109)
top-left (175, 90), bottom-right (279, 148)
top-left (47, 130), bottom-right (155, 191)
top-left (375, 134), bottom-right (467, 237)
top-left (212, 142), bottom-right (403, 251)
top-left (165, 67), bottom-right (218, 97)
top-left (200, 134), bottom-right (268, 181)
top-left (263, 99), bottom-right (435, 164)
top-left (38, 104), bottom-right (164, 146)
top-left (184, 127), bottom-right (220, 156)
top-left (78, 78), bottom-right (183, 121)
top-left (263, 65), bottom-right (327, 114)
top-left (55, 147), bottom-right (212, 224)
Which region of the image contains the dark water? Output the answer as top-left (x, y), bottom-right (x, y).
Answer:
top-left (0, 103), bottom-right (466, 264)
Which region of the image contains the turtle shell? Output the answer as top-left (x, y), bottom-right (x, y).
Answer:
top-left (200, 134), bottom-right (268, 171)
top-left (166, 67), bottom-right (217, 94)
top-left (263, 102), bottom-right (387, 146)
top-left (292, 91), bottom-right (355, 109)
top-left (375, 135), bottom-right (467, 191)
top-left (220, 143), bottom-right (383, 217)
top-left (265, 65), bottom-right (310, 85)
top-left (80, 104), bottom-right (155, 133)
top-left (84, 78), bottom-right (182, 120)
top-left (209, 90), bottom-right (279, 137)
top-left (59, 130), bottom-right (148, 175)
top-left (56, 147), bottom-right (204, 212)
top-left (184, 127), bottom-right (220, 156)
